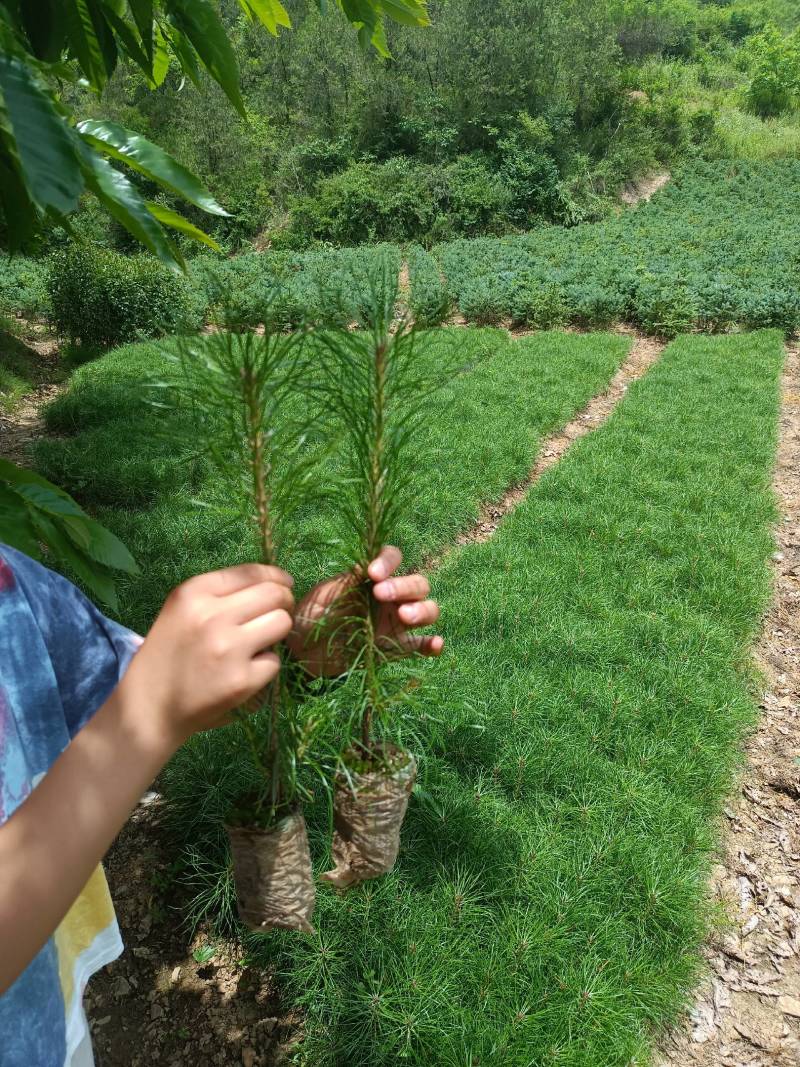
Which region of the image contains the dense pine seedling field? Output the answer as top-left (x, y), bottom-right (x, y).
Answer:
top-left (432, 162), bottom-right (800, 335)
top-left (250, 330), bottom-right (783, 1065)
top-left (29, 326), bottom-right (784, 1064)
top-left (36, 329), bottom-right (628, 626)
top-left (7, 164), bottom-right (800, 343)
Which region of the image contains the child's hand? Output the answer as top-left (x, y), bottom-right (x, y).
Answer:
top-left (286, 546), bottom-right (443, 677)
top-left (122, 564), bottom-right (295, 745)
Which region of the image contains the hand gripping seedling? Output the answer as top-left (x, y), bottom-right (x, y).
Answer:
top-left (176, 323), bottom-right (323, 934)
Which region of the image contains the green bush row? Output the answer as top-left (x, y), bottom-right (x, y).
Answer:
top-left (4, 161), bottom-right (799, 346)
top-left (189, 244), bottom-right (402, 329)
top-left (435, 160), bottom-right (800, 336)
top-left (406, 246), bottom-right (449, 326)
top-left (48, 248), bottom-right (201, 349)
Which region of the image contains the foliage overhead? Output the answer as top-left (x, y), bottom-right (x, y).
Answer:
top-left (0, 0), bottom-right (429, 269)
top-left (0, 457), bottom-right (138, 610)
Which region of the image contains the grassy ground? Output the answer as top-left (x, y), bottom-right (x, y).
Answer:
top-left (0, 319), bottom-right (48, 413)
top-left (36, 327), bottom-right (629, 628)
top-left (35, 327), bottom-right (783, 1064)
top-left (245, 329), bottom-right (776, 1066)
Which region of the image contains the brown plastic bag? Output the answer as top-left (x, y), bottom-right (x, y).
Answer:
top-left (322, 747), bottom-right (417, 890)
top-left (226, 810), bottom-right (315, 934)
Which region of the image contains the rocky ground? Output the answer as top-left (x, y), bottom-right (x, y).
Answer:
top-left (657, 343), bottom-right (800, 1066)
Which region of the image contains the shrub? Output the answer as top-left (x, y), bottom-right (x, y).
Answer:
top-left (511, 281), bottom-right (569, 329)
top-left (567, 284), bottom-right (626, 328)
top-left (634, 283), bottom-right (698, 337)
top-left (0, 257), bottom-right (51, 320)
top-left (497, 139), bottom-right (569, 226)
top-left (407, 246), bottom-right (449, 325)
top-left (48, 247), bottom-right (197, 348)
top-left (741, 287), bottom-right (800, 334)
top-left (284, 150), bottom-right (570, 248)
top-left (744, 25), bottom-right (800, 117)
top-left (459, 280), bottom-right (506, 326)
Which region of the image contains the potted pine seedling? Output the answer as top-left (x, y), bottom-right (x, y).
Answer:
top-left (173, 321), bottom-right (326, 934)
top-left (312, 263), bottom-right (450, 889)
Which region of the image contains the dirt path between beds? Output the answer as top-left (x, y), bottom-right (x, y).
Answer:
top-left (426, 328), bottom-right (665, 569)
top-left (0, 382), bottom-right (63, 466)
top-left (0, 325), bottom-right (62, 467)
top-left (657, 343), bottom-right (800, 1067)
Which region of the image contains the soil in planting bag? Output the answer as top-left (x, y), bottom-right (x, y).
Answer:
top-left (322, 747), bottom-right (417, 890)
top-left (226, 810), bottom-right (315, 934)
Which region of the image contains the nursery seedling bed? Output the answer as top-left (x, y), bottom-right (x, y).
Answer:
top-left (427, 330), bottom-right (665, 567)
top-left (263, 331), bottom-right (784, 1066)
top-left (657, 342), bottom-right (800, 1067)
top-left (26, 326), bottom-right (790, 1065)
top-left (34, 328), bottom-right (629, 630)
top-left (429, 162), bottom-right (800, 336)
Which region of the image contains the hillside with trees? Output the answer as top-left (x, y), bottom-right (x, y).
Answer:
top-left (20, 0), bottom-right (800, 254)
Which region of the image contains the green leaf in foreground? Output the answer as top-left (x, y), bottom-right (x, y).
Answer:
top-left (0, 54), bottom-right (84, 216)
top-left (77, 119), bottom-right (229, 217)
top-left (238, 0), bottom-right (292, 35)
top-left (192, 944), bottom-right (216, 964)
top-left (145, 202), bottom-right (222, 251)
top-left (166, 0), bottom-right (246, 116)
top-left (64, 0), bottom-right (118, 90)
top-left (78, 144), bottom-right (184, 271)
top-left (0, 458), bottom-right (139, 609)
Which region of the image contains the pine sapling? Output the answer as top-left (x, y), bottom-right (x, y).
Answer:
top-left (174, 325), bottom-right (323, 933)
top-left (313, 261), bottom-right (454, 888)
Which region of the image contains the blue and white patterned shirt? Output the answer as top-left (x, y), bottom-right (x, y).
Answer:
top-left (0, 544), bottom-right (141, 1066)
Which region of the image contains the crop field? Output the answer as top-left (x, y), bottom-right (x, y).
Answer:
top-left (27, 323), bottom-right (785, 1064)
top-left (5, 2), bottom-right (800, 1063)
top-left (6, 164), bottom-right (799, 347)
top-left (428, 162), bottom-right (800, 335)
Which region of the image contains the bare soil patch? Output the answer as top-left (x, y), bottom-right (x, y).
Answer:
top-left (657, 343), bottom-right (800, 1066)
top-left (0, 322), bottom-right (62, 467)
top-left (0, 382), bottom-right (63, 467)
top-left (621, 170), bottom-right (671, 206)
top-left (86, 796), bottom-right (296, 1067)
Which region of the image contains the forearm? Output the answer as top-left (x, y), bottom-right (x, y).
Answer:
top-left (0, 677), bottom-right (177, 993)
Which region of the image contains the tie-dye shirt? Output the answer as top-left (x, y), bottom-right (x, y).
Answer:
top-left (0, 544), bottom-right (141, 1067)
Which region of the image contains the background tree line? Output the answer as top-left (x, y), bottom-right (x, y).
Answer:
top-left (22, 0), bottom-right (800, 252)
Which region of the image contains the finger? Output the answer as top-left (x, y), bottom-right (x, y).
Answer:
top-left (225, 580), bottom-right (295, 623)
top-left (372, 573), bottom-right (430, 604)
top-left (299, 570), bottom-right (360, 613)
top-left (378, 631), bottom-right (444, 658)
top-left (396, 599), bottom-right (440, 628)
top-left (250, 651), bottom-right (282, 684)
top-left (368, 545), bottom-right (402, 582)
top-left (241, 608), bottom-right (294, 653)
top-left (200, 564), bottom-right (294, 597)
top-left (418, 634), bottom-right (444, 657)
